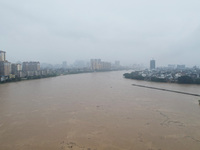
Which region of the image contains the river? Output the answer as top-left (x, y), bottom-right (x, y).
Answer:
top-left (0, 71), bottom-right (200, 150)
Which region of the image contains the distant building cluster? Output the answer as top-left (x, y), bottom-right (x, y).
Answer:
top-left (0, 50), bottom-right (125, 83)
top-left (0, 50), bottom-right (47, 81)
top-left (124, 60), bottom-right (200, 84)
top-left (149, 59), bottom-right (187, 71)
top-left (90, 59), bottom-right (112, 71)
top-left (2, 50), bottom-right (200, 84)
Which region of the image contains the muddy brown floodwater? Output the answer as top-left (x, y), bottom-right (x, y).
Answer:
top-left (0, 71), bottom-right (200, 150)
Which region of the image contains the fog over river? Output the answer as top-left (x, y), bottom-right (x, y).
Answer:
top-left (0, 71), bottom-right (200, 150)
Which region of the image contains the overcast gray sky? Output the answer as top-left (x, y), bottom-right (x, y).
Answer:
top-left (0, 0), bottom-right (200, 66)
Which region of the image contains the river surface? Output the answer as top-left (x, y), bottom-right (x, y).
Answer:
top-left (0, 71), bottom-right (200, 150)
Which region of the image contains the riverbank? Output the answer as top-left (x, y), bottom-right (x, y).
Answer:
top-left (0, 74), bottom-right (58, 84)
top-left (0, 69), bottom-right (122, 84)
top-left (123, 72), bottom-right (200, 85)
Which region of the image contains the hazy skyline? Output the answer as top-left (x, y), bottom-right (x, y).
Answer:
top-left (0, 0), bottom-right (200, 67)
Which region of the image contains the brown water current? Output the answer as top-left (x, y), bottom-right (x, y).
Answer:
top-left (0, 71), bottom-right (200, 150)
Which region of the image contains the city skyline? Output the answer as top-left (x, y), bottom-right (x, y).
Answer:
top-left (1, 49), bottom-right (200, 84)
top-left (1, 49), bottom-right (199, 69)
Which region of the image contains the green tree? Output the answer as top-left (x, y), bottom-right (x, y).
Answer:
top-left (178, 76), bottom-right (193, 84)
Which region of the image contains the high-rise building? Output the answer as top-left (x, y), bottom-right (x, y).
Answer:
top-left (0, 50), bottom-right (11, 76)
top-left (150, 59), bottom-right (156, 70)
top-left (11, 63), bottom-right (22, 75)
top-left (0, 50), bottom-right (6, 61)
top-left (22, 62), bottom-right (40, 72)
top-left (90, 59), bottom-right (111, 71)
top-left (90, 59), bottom-right (101, 70)
top-left (0, 61), bottom-right (11, 76)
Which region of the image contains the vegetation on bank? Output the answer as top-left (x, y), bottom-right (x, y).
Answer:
top-left (123, 72), bottom-right (144, 80)
top-left (124, 72), bottom-right (200, 84)
top-left (177, 76), bottom-right (200, 84)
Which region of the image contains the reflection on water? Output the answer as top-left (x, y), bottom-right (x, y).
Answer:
top-left (0, 71), bottom-right (200, 150)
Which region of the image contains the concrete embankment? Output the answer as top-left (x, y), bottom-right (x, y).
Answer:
top-left (132, 84), bottom-right (200, 97)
